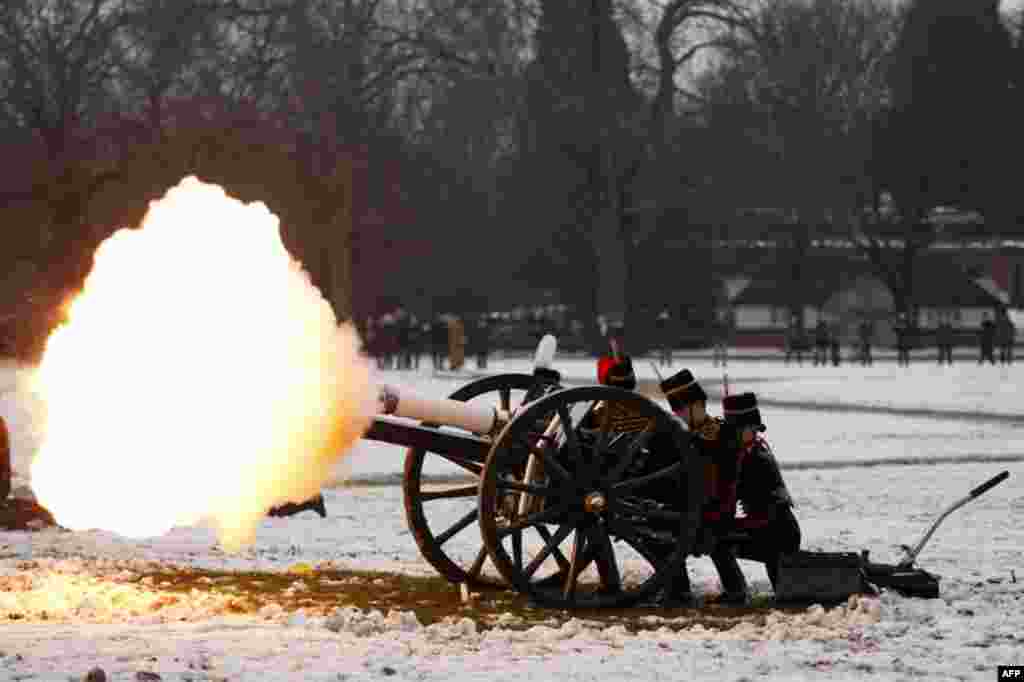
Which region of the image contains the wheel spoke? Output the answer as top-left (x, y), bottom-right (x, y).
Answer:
top-left (556, 405), bottom-right (584, 471)
top-left (594, 402), bottom-right (615, 456)
top-left (613, 461), bottom-right (683, 492)
top-left (612, 498), bottom-right (682, 522)
top-left (534, 525), bottom-right (572, 572)
top-left (435, 508), bottom-right (478, 546)
top-left (511, 529), bottom-right (523, 571)
top-left (419, 484), bottom-right (478, 501)
top-left (497, 503), bottom-right (573, 537)
top-left (588, 524), bottom-right (621, 592)
top-left (495, 479), bottom-right (559, 497)
top-left (523, 522), bottom-right (574, 578)
top-left (499, 386), bottom-right (512, 413)
top-left (430, 451), bottom-right (484, 478)
top-left (467, 546), bottom-right (488, 581)
top-left (563, 528), bottom-right (587, 600)
top-left (518, 434), bottom-right (571, 483)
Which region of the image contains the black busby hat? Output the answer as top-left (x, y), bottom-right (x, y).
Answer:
top-left (722, 392), bottom-right (766, 432)
top-left (660, 368), bottom-right (707, 411)
top-left (597, 355), bottom-right (637, 390)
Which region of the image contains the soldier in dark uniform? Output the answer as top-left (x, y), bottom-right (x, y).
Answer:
top-left (657, 369), bottom-right (746, 604)
top-left (722, 392), bottom-right (801, 593)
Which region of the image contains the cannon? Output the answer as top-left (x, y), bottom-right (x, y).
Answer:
top-left (361, 336), bottom-right (1010, 609)
top-left (363, 336), bottom-right (700, 608)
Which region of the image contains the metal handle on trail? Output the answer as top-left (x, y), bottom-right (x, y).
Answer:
top-left (899, 470), bottom-right (1010, 567)
top-left (970, 471), bottom-right (1009, 498)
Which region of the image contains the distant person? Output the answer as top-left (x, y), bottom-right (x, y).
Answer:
top-left (997, 312), bottom-right (1015, 365)
top-left (431, 317), bottom-right (448, 371)
top-left (857, 318), bottom-right (874, 367)
top-left (656, 308), bottom-right (672, 367)
top-left (409, 317), bottom-right (423, 370)
top-left (471, 315), bottom-right (491, 370)
top-left (395, 309), bottom-right (412, 370)
top-left (895, 315), bottom-right (912, 367)
top-left (713, 309), bottom-right (733, 368)
top-left (784, 317), bottom-right (806, 366)
top-left (448, 316), bottom-right (466, 371)
top-left (378, 314), bottom-right (398, 370)
top-left (829, 323), bottom-right (842, 367)
top-left (813, 320), bottom-right (829, 366)
top-left (937, 316), bottom-right (954, 365)
top-left (979, 314), bottom-right (996, 365)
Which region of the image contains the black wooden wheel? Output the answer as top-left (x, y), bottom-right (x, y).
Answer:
top-left (478, 385), bottom-right (702, 608)
top-left (402, 373), bottom-right (537, 586)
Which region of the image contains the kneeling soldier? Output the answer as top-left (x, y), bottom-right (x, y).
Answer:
top-left (659, 369), bottom-right (745, 603)
top-left (722, 392), bottom-right (801, 593)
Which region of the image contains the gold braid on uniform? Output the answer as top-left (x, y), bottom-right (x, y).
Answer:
top-left (694, 416), bottom-right (723, 442)
top-left (592, 401), bottom-right (653, 433)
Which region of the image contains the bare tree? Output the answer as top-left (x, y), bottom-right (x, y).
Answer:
top-left (699, 0), bottom-right (898, 324)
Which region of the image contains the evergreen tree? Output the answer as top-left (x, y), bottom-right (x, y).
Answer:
top-left (884, 0), bottom-right (1015, 217)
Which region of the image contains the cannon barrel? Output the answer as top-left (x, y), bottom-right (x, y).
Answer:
top-left (376, 383), bottom-right (502, 435)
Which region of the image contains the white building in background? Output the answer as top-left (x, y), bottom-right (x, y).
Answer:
top-left (727, 251), bottom-right (1004, 348)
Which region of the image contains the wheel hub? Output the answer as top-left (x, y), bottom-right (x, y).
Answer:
top-left (583, 491), bottom-right (607, 514)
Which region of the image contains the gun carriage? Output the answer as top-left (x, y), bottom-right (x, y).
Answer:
top-left (363, 336), bottom-right (1009, 609)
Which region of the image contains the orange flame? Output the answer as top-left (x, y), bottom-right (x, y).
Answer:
top-left (29, 177), bottom-right (376, 551)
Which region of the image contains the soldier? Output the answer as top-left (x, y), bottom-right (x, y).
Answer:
top-left (722, 392), bottom-right (801, 594)
top-left (658, 369), bottom-right (745, 604)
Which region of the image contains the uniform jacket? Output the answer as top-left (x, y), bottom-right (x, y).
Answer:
top-left (735, 436), bottom-right (793, 528)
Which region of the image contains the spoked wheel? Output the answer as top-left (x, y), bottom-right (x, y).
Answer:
top-left (479, 385), bottom-right (702, 609)
top-left (403, 373), bottom-right (537, 587)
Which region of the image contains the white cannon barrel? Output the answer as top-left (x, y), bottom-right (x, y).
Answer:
top-left (377, 384), bottom-right (499, 435)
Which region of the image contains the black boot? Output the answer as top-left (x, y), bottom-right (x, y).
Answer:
top-left (711, 550), bottom-right (750, 605)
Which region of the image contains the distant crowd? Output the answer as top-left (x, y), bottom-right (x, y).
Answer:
top-left (362, 306), bottom-right (1018, 372)
top-left (773, 311), bottom-right (1016, 367)
top-left (361, 309), bottom-right (497, 372)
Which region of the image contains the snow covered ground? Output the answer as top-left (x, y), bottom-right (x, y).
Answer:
top-left (1, 356), bottom-right (1023, 681)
